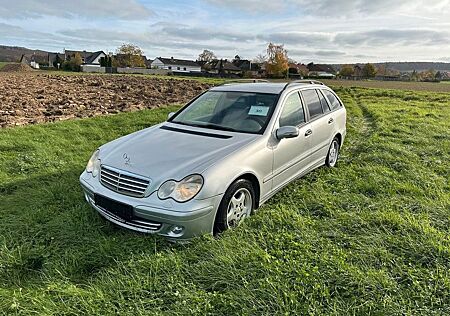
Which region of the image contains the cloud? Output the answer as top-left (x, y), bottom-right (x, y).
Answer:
top-left (291, 0), bottom-right (412, 16)
top-left (258, 32), bottom-right (332, 46)
top-left (0, 0), bottom-right (152, 20)
top-left (205, 0), bottom-right (450, 18)
top-left (1, 1), bottom-right (450, 63)
top-left (58, 27), bottom-right (234, 57)
top-left (159, 25), bottom-right (255, 42)
top-left (0, 22), bottom-right (59, 40)
top-left (334, 29), bottom-right (450, 46)
top-left (204, 0), bottom-right (283, 13)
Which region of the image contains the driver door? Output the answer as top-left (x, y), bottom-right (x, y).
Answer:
top-left (272, 91), bottom-right (312, 191)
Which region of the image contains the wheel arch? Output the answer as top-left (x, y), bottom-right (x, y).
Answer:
top-left (233, 172), bottom-right (261, 209)
top-left (334, 132), bottom-right (342, 146)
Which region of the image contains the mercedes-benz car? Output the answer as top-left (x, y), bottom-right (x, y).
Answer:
top-left (80, 80), bottom-right (346, 240)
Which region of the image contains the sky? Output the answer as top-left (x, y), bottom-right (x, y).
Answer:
top-left (0, 0), bottom-right (449, 63)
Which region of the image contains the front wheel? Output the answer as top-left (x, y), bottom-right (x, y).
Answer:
top-left (214, 179), bottom-right (255, 235)
top-left (325, 137), bottom-right (340, 167)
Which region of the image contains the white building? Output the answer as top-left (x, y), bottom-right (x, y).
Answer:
top-left (84, 51), bottom-right (107, 66)
top-left (64, 50), bottom-right (106, 66)
top-left (151, 57), bottom-right (201, 73)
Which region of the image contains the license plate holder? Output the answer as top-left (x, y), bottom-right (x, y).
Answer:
top-left (94, 194), bottom-right (133, 221)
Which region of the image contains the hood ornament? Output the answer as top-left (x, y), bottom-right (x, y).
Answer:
top-left (123, 153), bottom-right (131, 166)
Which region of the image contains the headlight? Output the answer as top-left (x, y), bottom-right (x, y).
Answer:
top-left (157, 174), bottom-right (203, 202)
top-left (86, 149), bottom-right (100, 177)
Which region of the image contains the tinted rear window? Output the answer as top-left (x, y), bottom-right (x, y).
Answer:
top-left (302, 90), bottom-right (323, 119)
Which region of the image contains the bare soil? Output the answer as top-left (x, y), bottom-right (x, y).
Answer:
top-left (0, 73), bottom-right (212, 127)
top-left (0, 63), bottom-right (33, 73)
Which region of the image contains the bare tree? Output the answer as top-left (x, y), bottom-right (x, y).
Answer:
top-left (198, 49), bottom-right (217, 62)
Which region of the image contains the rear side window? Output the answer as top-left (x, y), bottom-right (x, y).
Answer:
top-left (317, 90), bottom-right (331, 113)
top-left (302, 89), bottom-right (323, 119)
top-left (279, 92), bottom-right (305, 127)
top-left (322, 90), bottom-right (342, 111)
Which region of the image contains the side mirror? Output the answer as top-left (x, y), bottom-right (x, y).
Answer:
top-left (276, 126), bottom-right (299, 140)
top-left (167, 112), bottom-right (175, 120)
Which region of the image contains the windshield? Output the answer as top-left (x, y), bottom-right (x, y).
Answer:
top-left (170, 91), bottom-right (279, 134)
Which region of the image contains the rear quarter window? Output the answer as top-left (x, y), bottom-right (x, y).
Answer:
top-left (322, 90), bottom-right (342, 111)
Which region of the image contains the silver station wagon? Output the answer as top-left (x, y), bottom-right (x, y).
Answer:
top-left (80, 80), bottom-right (346, 240)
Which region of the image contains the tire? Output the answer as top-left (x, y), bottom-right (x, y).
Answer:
top-left (325, 137), bottom-right (340, 167)
top-left (213, 179), bottom-right (255, 235)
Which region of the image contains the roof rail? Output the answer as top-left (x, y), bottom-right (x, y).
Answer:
top-left (285, 79), bottom-right (324, 88)
top-left (221, 79), bottom-right (269, 85)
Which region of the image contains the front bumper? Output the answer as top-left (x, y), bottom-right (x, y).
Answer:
top-left (80, 171), bottom-right (223, 239)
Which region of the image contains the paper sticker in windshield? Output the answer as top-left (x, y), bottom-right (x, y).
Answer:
top-left (248, 106), bottom-right (269, 116)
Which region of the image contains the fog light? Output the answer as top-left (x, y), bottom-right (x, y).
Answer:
top-left (170, 225), bottom-right (184, 235)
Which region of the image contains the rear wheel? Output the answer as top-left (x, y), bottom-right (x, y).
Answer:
top-left (214, 179), bottom-right (255, 235)
top-left (325, 137), bottom-right (340, 167)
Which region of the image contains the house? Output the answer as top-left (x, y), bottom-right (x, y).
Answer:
top-left (308, 71), bottom-right (336, 79)
top-left (307, 63), bottom-right (336, 79)
top-left (48, 52), bottom-right (65, 68)
top-left (20, 54), bottom-right (41, 69)
top-left (232, 58), bottom-right (262, 76)
top-left (307, 62), bottom-right (336, 74)
top-left (288, 63), bottom-right (309, 77)
top-left (206, 59), bottom-right (242, 76)
top-left (65, 50), bottom-right (106, 66)
top-left (144, 56), bottom-right (153, 68)
top-left (441, 71), bottom-right (450, 80)
top-left (48, 50), bottom-right (106, 68)
top-left (151, 57), bottom-right (201, 72)
top-left (83, 51), bottom-right (107, 66)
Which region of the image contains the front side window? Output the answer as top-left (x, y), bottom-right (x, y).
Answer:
top-left (322, 90), bottom-right (342, 111)
top-left (170, 91), bottom-right (279, 134)
top-left (279, 92), bottom-right (305, 127)
top-left (302, 89), bottom-right (323, 119)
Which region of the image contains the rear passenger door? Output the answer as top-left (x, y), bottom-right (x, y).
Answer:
top-left (300, 89), bottom-right (333, 166)
top-left (272, 91), bottom-right (312, 190)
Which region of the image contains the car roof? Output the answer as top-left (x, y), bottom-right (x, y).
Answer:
top-left (210, 82), bottom-right (329, 94)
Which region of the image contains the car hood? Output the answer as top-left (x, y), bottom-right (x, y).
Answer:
top-left (100, 122), bottom-right (258, 187)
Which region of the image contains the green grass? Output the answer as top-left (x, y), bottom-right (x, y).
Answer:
top-left (0, 87), bottom-right (449, 315)
top-left (0, 62), bottom-right (10, 70)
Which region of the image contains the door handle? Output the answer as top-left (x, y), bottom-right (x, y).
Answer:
top-left (305, 129), bottom-right (312, 137)
top-left (328, 118), bottom-right (334, 124)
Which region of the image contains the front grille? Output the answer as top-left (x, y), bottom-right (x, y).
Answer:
top-left (129, 218), bottom-right (162, 231)
top-left (100, 165), bottom-right (150, 197)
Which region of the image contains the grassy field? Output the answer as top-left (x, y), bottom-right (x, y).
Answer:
top-left (322, 79), bottom-right (450, 93)
top-left (0, 86), bottom-right (449, 315)
top-left (0, 62), bottom-right (10, 70)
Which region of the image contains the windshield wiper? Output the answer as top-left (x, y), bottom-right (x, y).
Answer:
top-left (173, 121), bottom-right (237, 132)
top-left (196, 123), bottom-right (237, 132)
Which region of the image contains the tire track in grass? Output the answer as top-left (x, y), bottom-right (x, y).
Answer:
top-left (346, 88), bottom-right (376, 158)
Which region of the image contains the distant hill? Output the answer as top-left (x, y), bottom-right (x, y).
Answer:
top-left (0, 45), bottom-right (49, 63)
top-left (332, 62), bottom-right (450, 72)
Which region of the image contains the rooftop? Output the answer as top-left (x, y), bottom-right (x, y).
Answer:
top-left (211, 81), bottom-right (326, 94)
top-left (156, 57), bottom-right (200, 67)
